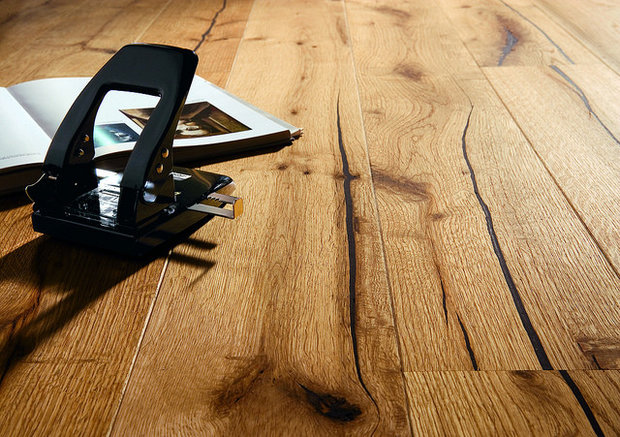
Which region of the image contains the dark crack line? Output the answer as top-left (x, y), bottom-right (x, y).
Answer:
top-left (461, 107), bottom-right (605, 435)
top-left (498, 0), bottom-right (574, 64)
top-left (559, 370), bottom-right (605, 436)
top-left (460, 107), bottom-right (552, 370)
top-left (456, 314), bottom-right (479, 370)
top-left (336, 98), bottom-right (380, 428)
top-left (193, 0), bottom-right (227, 51)
top-left (551, 65), bottom-right (620, 147)
top-left (498, 27), bottom-right (519, 66)
top-left (440, 279), bottom-right (449, 325)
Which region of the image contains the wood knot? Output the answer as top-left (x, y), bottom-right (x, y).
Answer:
top-left (299, 384), bottom-right (362, 422)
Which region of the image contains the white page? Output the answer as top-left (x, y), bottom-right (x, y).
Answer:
top-left (0, 88), bottom-right (49, 170)
top-left (9, 76), bottom-right (293, 159)
top-left (8, 77), bottom-right (91, 138)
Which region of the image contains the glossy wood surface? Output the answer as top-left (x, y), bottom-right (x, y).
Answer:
top-left (0, 0), bottom-right (618, 435)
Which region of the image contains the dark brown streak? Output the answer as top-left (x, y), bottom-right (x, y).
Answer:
top-left (441, 279), bottom-right (448, 325)
top-left (456, 314), bottom-right (479, 370)
top-left (336, 97), bottom-right (380, 427)
top-left (498, 0), bottom-right (574, 64)
top-left (460, 107), bottom-right (552, 369)
top-left (194, 0), bottom-right (227, 51)
top-left (550, 65), bottom-right (620, 147)
top-left (498, 27), bottom-right (518, 66)
top-left (559, 371), bottom-right (604, 436)
top-left (462, 107), bottom-right (605, 435)
top-left (299, 384), bottom-right (362, 422)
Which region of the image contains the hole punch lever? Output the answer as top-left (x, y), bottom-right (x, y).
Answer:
top-left (26, 44), bottom-right (243, 256)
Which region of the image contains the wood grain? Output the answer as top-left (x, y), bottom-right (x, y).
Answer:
top-left (537, 0), bottom-right (620, 73)
top-left (1, 0), bottom-right (619, 434)
top-left (439, 0), bottom-right (599, 66)
top-left (484, 64), bottom-right (620, 272)
top-left (0, 0), bottom-right (253, 435)
top-left (347, 0), bottom-right (618, 432)
top-left (111, 0), bottom-right (409, 434)
top-left (405, 370), bottom-right (600, 436)
top-left (138, 0), bottom-right (255, 87)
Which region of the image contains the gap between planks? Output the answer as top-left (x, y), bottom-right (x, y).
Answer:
top-left (107, 0), bottom-right (256, 432)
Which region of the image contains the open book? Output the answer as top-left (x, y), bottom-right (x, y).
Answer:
top-left (0, 76), bottom-right (300, 195)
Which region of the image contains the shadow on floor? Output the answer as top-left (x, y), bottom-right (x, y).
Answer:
top-left (0, 233), bottom-right (217, 381)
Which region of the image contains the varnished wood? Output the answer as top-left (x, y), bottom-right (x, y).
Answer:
top-left (112, 0), bottom-right (409, 434)
top-left (0, 0), bottom-right (619, 435)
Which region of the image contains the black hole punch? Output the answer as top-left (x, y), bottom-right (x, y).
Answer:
top-left (26, 44), bottom-right (242, 257)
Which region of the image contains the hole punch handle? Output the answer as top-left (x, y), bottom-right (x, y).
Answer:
top-left (36, 44), bottom-right (198, 225)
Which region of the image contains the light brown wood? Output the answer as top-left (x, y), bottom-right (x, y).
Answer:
top-left (0, 0), bottom-right (254, 435)
top-left (537, 0), bottom-right (620, 73)
top-left (438, 0), bottom-right (599, 66)
top-left (1, 0), bottom-right (619, 435)
top-left (484, 64), bottom-right (620, 271)
top-left (404, 370), bottom-right (600, 435)
top-left (111, 0), bottom-right (409, 434)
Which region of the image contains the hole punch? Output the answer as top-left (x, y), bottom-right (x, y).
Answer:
top-left (26, 44), bottom-right (242, 257)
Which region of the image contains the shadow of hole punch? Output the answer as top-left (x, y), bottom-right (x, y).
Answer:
top-left (0, 191), bottom-right (31, 212)
top-left (0, 229), bottom-right (219, 379)
top-left (0, 236), bottom-right (152, 378)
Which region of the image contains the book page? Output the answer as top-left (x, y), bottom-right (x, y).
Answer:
top-left (8, 76), bottom-right (296, 158)
top-left (8, 77), bottom-right (91, 138)
top-left (90, 76), bottom-right (291, 158)
top-left (0, 88), bottom-right (49, 170)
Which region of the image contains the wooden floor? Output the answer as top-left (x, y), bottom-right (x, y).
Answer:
top-left (1, 0), bottom-right (619, 435)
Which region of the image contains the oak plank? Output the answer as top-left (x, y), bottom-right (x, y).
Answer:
top-left (404, 370), bottom-right (600, 436)
top-left (0, 0), bottom-right (172, 85)
top-left (484, 64), bottom-right (620, 272)
top-left (536, 0), bottom-right (620, 74)
top-left (347, 0), bottom-right (620, 372)
top-left (569, 370), bottom-right (620, 436)
top-left (439, 0), bottom-right (599, 66)
top-left (0, 0), bottom-right (251, 434)
top-left (347, 0), bottom-right (534, 371)
top-left (138, 0), bottom-right (255, 88)
top-left (111, 0), bottom-right (409, 434)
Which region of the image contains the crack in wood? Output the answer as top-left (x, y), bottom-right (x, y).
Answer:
top-left (336, 97), bottom-right (380, 426)
top-left (550, 65), bottom-right (620, 147)
top-left (497, 0), bottom-right (574, 64)
top-left (498, 27), bottom-right (518, 66)
top-left (559, 370), bottom-right (605, 436)
top-left (456, 314), bottom-right (479, 370)
top-left (460, 107), bottom-right (552, 370)
top-left (440, 279), bottom-right (448, 326)
top-left (194, 0), bottom-right (227, 51)
top-left (461, 106), bottom-right (605, 435)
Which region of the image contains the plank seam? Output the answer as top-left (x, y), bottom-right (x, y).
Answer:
top-left (133, 0), bottom-right (174, 43)
top-left (105, 254), bottom-right (170, 437)
top-left (225, 0), bottom-right (256, 89)
top-left (480, 70), bottom-right (620, 281)
top-left (532, 3), bottom-right (620, 77)
top-left (341, 0), bottom-right (415, 434)
top-left (550, 65), bottom-right (620, 146)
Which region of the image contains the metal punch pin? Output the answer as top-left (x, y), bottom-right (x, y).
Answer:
top-left (188, 192), bottom-right (243, 219)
